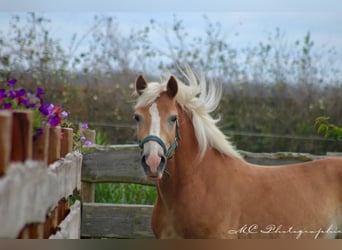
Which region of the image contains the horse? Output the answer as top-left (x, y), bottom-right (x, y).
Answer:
top-left (133, 68), bottom-right (342, 239)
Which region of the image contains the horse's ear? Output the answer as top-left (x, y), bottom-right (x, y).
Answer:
top-left (136, 75), bottom-right (147, 96)
top-left (166, 76), bottom-right (178, 98)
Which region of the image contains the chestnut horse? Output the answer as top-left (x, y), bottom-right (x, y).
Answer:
top-left (133, 68), bottom-right (342, 239)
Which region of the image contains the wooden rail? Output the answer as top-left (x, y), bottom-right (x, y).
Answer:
top-left (0, 110), bottom-right (83, 239)
top-left (80, 144), bottom-right (335, 239)
top-left (0, 153), bottom-right (83, 239)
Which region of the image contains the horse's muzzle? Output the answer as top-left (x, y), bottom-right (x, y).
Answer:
top-left (140, 153), bottom-right (167, 181)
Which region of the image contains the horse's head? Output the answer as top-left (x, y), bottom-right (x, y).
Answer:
top-left (134, 75), bottom-right (180, 181)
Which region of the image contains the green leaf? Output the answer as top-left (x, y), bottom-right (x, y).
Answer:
top-left (317, 124), bottom-right (327, 135)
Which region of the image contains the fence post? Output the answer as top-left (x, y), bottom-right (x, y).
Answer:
top-left (60, 127), bottom-right (73, 158)
top-left (11, 110), bottom-right (33, 162)
top-left (33, 125), bottom-right (50, 163)
top-left (48, 126), bottom-right (61, 165)
top-left (81, 129), bottom-right (96, 203)
top-left (81, 182), bottom-right (96, 203)
top-left (83, 129), bottom-right (96, 144)
top-left (0, 111), bottom-right (12, 176)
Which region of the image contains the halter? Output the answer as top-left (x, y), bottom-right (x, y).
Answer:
top-left (138, 120), bottom-right (180, 158)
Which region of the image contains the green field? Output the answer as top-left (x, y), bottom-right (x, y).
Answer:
top-left (95, 183), bottom-right (157, 205)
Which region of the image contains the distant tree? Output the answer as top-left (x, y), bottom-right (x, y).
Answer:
top-left (315, 117), bottom-right (342, 141)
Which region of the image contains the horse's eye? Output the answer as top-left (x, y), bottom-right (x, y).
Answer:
top-left (169, 115), bottom-right (177, 123)
top-left (134, 114), bottom-right (142, 122)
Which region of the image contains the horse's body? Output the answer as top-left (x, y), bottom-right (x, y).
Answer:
top-left (133, 68), bottom-right (342, 239)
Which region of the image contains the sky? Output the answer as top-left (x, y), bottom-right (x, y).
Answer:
top-left (0, 0), bottom-right (342, 69)
top-left (1, 0), bottom-right (341, 11)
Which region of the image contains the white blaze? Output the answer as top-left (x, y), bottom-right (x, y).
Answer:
top-left (146, 103), bottom-right (162, 171)
top-left (149, 103), bottom-right (160, 136)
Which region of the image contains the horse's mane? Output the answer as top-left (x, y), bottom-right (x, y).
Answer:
top-left (135, 67), bottom-right (241, 160)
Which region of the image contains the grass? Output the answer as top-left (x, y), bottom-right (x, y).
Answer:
top-left (95, 183), bottom-right (157, 205)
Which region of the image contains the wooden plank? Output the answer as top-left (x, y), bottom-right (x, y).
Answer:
top-left (0, 161), bottom-right (58, 238)
top-left (81, 145), bottom-right (327, 184)
top-left (49, 201), bottom-right (81, 239)
top-left (0, 152), bottom-right (82, 238)
top-left (32, 125), bottom-right (49, 164)
top-left (11, 110), bottom-right (33, 162)
top-left (81, 182), bottom-right (95, 202)
top-left (0, 111), bottom-right (12, 176)
top-left (48, 126), bottom-right (61, 165)
top-left (49, 151), bottom-right (83, 199)
top-left (81, 203), bottom-right (154, 239)
top-left (64, 151), bottom-right (83, 191)
top-left (82, 145), bottom-right (154, 185)
top-left (83, 129), bottom-right (96, 144)
top-left (60, 127), bottom-right (73, 158)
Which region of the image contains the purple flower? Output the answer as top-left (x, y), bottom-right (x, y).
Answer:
top-left (27, 102), bottom-right (37, 108)
top-left (18, 97), bottom-right (30, 106)
top-left (36, 87), bottom-right (44, 96)
top-left (61, 111), bottom-right (68, 119)
top-left (47, 104), bottom-right (55, 114)
top-left (48, 115), bottom-right (61, 127)
top-left (4, 103), bottom-right (12, 109)
top-left (7, 79), bottom-right (17, 87)
top-left (0, 89), bottom-right (7, 98)
top-left (39, 104), bottom-right (49, 116)
top-left (9, 90), bottom-right (16, 99)
top-left (16, 88), bottom-right (26, 97)
top-left (81, 123), bottom-right (88, 130)
top-left (84, 140), bottom-right (92, 146)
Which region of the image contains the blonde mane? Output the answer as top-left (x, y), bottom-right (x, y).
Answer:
top-left (135, 67), bottom-right (241, 159)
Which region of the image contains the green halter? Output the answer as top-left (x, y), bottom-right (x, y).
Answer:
top-left (138, 121), bottom-right (180, 158)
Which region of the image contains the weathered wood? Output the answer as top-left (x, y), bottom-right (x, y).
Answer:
top-left (32, 125), bottom-right (49, 163)
top-left (80, 129), bottom-right (96, 201)
top-left (81, 145), bottom-right (328, 184)
top-left (49, 201), bottom-right (81, 239)
top-left (48, 126), bottom-right (61, 165)
top-left (81, 145), bottom-right (154, 185)
top-left (0, 111), bottom-right (12, 176)
top-left (49, 151), bottom-right (83, 199)
top-left (83, 129), bottom-right (96, 143)
top-left (0, 161), bottom-right (58, 238)
top-left (11, 110), bottom-right (33, 162)
top-left (81, 182), bottom-right (95, 203)
top-left (28, 223), bottom-right (44, 239)
top-left (18, 198), bottom-right (79, 239)
top-left (60, 127), bottom-right (73, 158)
top-left (81, 203), bottom-right (154, 239)
top-left (0, 152), bottom-right (82, 238)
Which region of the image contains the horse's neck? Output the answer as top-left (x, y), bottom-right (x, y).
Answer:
top-left (169, 108), bottom-right (199, 174)
top-left (157, 108), bottom-right (215, 203)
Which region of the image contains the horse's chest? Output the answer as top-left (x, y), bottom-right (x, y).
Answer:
top-left (159, 222), bottom-right (182, 239)
top-left (153, 206), bottom-right (221, 239)
top-left (152, 206), bottom-right (182, 238)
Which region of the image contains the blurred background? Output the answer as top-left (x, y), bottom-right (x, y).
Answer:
top-left (1, 10), bottom-right (341, 154)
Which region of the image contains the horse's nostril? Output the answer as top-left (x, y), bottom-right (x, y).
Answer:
top-left (140, 153), bottom-right (167, 180)
top-left (141, 154), bottom-right (152, 175)
top-left (159, 155), bottom-right (166, 169)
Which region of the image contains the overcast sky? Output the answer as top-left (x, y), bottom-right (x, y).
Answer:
top-left (0, 0), bottom-right (342, 67)
top-left (1, 0), bottom-right (341, 11)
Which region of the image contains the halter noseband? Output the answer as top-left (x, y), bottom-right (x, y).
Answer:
top-left (138, 121), bottom-right (180, 158)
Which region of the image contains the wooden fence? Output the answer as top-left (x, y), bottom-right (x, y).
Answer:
top-left (0, 110), bottom-right (82, 239)
top-left (80, 144), bottom-right (336, 239)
